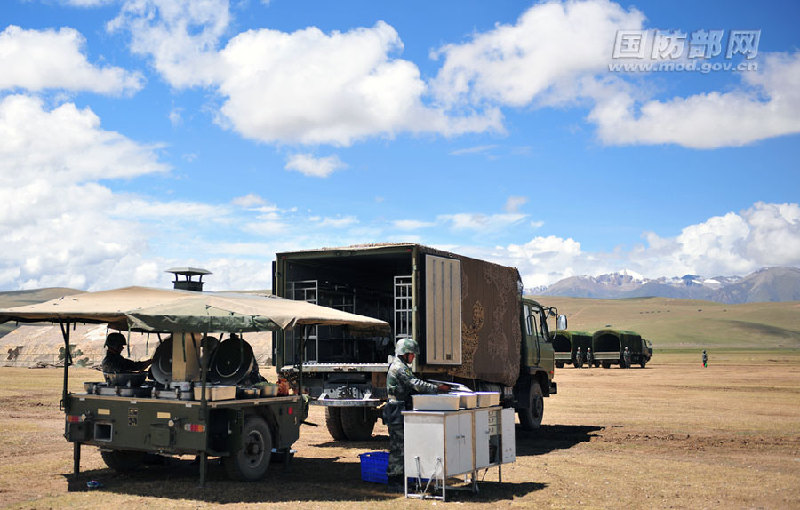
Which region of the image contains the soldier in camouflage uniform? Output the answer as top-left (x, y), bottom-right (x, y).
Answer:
top-left (586, 347), bottom-right (594, 368)
top-left (384, 338), bottom-right (448, 492)
top-left (623, 346), bottom-right (631, 368)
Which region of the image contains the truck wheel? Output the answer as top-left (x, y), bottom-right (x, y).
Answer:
top-left (224, 415), bottom-right (272, 481)
top-left (325, 407), bottom-right (347, 441)
top-left (101, 449), bottom-right (146, 472)
top-left (555, 362), bottom-right (563, 369)
top-left (602, 362), bottom-right (610, 369)
top-left (518, 381), bottom-right (544, 431)
top-left (640, 360), bottom-right (646, 368)
top-left (339, 407), bottom-right (376, 441)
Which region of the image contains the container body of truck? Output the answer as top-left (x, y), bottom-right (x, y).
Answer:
top-left (592, 329), bottom-right (653, 368)
top-left (551, 331), bottom-right (593, 368)
top-left (272, 244), bottom-right (564, 439)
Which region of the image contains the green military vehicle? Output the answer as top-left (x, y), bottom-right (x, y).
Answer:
top-left (0, 270), bottom-right (387, 484)
top-left (592, 329), bottom-right (653, 368)
top-left (272, 243), bottom-right (566, 437)
top-left (551, 330), bottom-right (593, 368)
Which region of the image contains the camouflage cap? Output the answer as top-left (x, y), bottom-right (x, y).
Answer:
top-left (105, 332), bottom-right (126, 349)
top-left (395, 337), bottom-right (420, 356)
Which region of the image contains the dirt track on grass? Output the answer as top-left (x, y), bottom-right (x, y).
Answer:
top-left (1, 351), bottom-right (799, 509)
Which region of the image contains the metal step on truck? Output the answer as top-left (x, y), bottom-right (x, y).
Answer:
top-left (0, 269), bottom-right (388, 484)
top-left (272, 244), bottom-right (567, 440)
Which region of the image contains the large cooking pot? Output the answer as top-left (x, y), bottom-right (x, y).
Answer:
top-left (103, 371), bottom-right (148, 387)
top-left (209, 336), bottom-right (254, 385)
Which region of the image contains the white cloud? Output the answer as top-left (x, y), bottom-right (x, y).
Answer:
top-left (108, 0), bottom-right (229, 88)
top-left (64, 0), bottom-right (116, 6)
top-left (431, 0), bottom-right (643, 108)
top-left (393, 219), bottom-right (436, 230)
top-left (111, 2), bottom-right (500, 145)
top-left (449, 145), bottom-right (498, 156)
top-left (438, 212), bottom-right (527, 232)
top-left (317, 216), bottom-right (358, 228)
top-left (488, 202), bottom-right (800, 289)
top-left (592, 52), bottom-right (800, 148)
top-left (0, 26), bottom-right (143, 94)
top-left (505, 196), bottom-right (528, 213)
top-left (0, 94), bottom-right (167, 185)
top-left (285, 154), bottom-right (346, 178)
top-left (430, 0), bottom-right (800, 149)
top-left (232, 194), bottom-right (267, 208)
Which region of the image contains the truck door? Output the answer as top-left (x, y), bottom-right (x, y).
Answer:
top-left (523, 302), bottom-right (541, 366)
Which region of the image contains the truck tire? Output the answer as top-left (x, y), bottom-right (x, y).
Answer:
top-left (224, 415), bottom-right (272, 481)
top-left (555, 361), bottom-right (564, 369)
top-left (518, 381), bottom-right (544, 431)
top-left (640, 359), bottom-right (647, 368)
top-left (101, 449), bottom-right (146, 472)
top-left (325, 407), bottom-right (348, 441)
top-left (339, 407), bottom-right (376, 441)
top-left (602, 361), bottom-right (610, 369)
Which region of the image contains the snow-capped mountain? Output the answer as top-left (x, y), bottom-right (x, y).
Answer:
top-left (537, 267), bottom-right (800, 303)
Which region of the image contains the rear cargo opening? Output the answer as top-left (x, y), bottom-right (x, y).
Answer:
top-left (593, 333), bottom-right (620, 353)
top-left (278, 249), bottom-right (411, 366)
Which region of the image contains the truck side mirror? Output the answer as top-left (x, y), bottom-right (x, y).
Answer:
top-left (557, 315), bottom-right (567, 331)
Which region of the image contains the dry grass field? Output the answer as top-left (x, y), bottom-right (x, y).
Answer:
top-left (1, 351), bottom-right (798, 509)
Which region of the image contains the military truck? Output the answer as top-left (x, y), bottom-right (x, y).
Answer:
top-left (272, 243), bottom-right (566, 439)
top-left (592, 329), bottom-right (653, 368)
top-left (551, 330), bottom-right (593, 368)
top-left (0, 270), bottom-right (387, 484)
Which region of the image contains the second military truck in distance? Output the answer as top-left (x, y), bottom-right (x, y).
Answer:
top-left (272, 243), bottom-right (566, 440)
top-left (592, 329), bottom-right (653, 368)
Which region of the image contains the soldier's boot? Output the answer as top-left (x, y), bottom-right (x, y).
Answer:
top-left (386, 475), bottom-right (404, 493)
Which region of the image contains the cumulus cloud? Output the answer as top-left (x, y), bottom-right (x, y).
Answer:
top-left (488, 202), bottom-right (800, 289)
top-left (0, 94), bottom-right (246, 290)
top-left (431, 0), bottom-right (643, 108)
top-left (0, 26), bottom-right (143, 94)
top-left (285, 154), bottom-right (346, 178)
top-left (393, 219), bottom-right (436, 230)
top-left (110, 1), bottom-right (500, 145)
top-left (592, 52), bottom-right (800, 148)
top-left (438, 212), bottom-right (527, 232)
top-left (430, 0), bottom-right (800, 149)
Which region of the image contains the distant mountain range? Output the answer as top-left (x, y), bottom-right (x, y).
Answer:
top-left (537, 267), bottom-right (800, 303)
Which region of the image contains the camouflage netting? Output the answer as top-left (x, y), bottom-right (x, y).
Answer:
top-left (447, 255), bottom-right (522, 387)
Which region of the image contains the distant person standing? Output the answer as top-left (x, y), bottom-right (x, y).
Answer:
top-left (587, 347), bottom-right (594, 368)
top-left (575, 346), bottom-right (584, 368)
top-left (623, 346), bottom-right (631, 368)
top-left (702, 349), bottom-right (708, 368)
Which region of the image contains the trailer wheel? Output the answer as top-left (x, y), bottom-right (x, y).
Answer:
top-left (518, 381), bottom-right (544, 431)
top-left (340, 407), bottom-right (376, 441)
top-left (325, 407), bottom-right (347, 441)
top-left (602, 361), bottom-right (610, 369)
top-left (224, 415), bottom-right (272, 481)
top-left (101, 449), bottom-right (146, 472)
top-left (555, 361), bottom-right (564, 369)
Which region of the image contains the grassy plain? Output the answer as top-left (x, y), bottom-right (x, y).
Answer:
top-left (1, 351), bottom-right (799, 509)
top-left (534, 296), bottom-right (800, 350)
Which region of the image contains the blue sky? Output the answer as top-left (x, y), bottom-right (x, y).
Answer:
top-left (1, 0), bottom-right (798, 291)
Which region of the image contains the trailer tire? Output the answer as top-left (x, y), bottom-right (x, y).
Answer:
top-left (555, 361), bottom-right (564, 369)
top-left (602, 361), bottom-right (610, 369)
top-left (224, 415), bottom-right (272, 481)
top-left (340, 407), bottom-right (376, 441)
top-left (518, 381), bottom-right (544, 431)
top-left (325, 407), bottom-right (347, 441)
top-left (101, 449), bottom-right (146, 472)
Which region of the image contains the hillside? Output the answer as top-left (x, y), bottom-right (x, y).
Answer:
top-left (0, 288), bottom-right (82, 338)
top-left (535, 295), bottom-right (800, 350)
top-left (541, 267), bottom-right (800, 303)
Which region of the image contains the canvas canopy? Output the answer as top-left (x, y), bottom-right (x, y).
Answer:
top-left (0, 286), bottom-right (389, 334)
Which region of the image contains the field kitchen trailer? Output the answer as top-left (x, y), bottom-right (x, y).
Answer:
top-left (272, 244), bottom-right (566, 440)
top-left (551, 330), bottom-right (593, 368)
top-left (0, 269), bottom-right (388, 484)
top-left (592, 329), bottom-right (653, 368)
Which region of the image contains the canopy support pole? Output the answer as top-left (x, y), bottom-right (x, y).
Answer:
top-left (59, 320), bottom-right (71, 413)
top-left (197, 317), bottom-right (211, 488)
